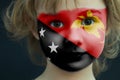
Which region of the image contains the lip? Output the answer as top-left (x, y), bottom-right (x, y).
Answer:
top-left (73, 48), bottom-right (86, 53)
top-left (67, 51), bottom-right (86, 56)
top-left (71, 52), bottom-right (86, 58)
top-left (72, 51), bottom-right (86, 54)
top-left (55, 52), bottom-right (88, 63)
top-left (58, 51), bottom-right (87, 59)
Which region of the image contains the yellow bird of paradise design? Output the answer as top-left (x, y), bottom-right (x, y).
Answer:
top-left (71, 10), bottom-right (105, 38)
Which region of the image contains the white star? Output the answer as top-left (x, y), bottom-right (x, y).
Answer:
top-left (39, 28), bottom-right (46, 37)
top-left (48, 42), bottom-right (59, 53)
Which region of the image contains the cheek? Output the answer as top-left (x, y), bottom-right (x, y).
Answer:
top-left (81, 30), bottom-right (105, 57)
top-left (82, 30), bottom-right (105, 45)
top-left (40, 30), bottom-right (64, 46)
top-left (83, 34), bottom-right (104, 48)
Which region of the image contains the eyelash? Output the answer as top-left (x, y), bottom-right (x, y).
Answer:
top-left (50, 20), bottom-right (64, 28)
top-left (81, 17), bottom-right (96, 26)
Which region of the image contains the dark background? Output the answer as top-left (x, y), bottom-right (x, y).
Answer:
top-left (0, 0), bottom-right (120, 80)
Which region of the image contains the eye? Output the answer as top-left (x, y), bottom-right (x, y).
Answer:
top-left (81, 18), bottom-right (95, 26)
top-left (50, 20), bottom-right (64, 28)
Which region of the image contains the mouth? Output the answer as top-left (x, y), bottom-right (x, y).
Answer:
top-left (67, 52), bottom-right (86, 59)
top-left (64, 51), bottom-right (86, 57)
top-left (51, 51), bottom-right (88, 63)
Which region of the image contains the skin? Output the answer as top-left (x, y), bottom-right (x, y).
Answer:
top-left (32, 0), bottom-right (106, 80)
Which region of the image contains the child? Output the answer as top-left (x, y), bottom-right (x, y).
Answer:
top-left (4, 0), bottom-right (120, 80)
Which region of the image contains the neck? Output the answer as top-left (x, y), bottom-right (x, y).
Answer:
top-left (36, 60), bottom-right (95, 80)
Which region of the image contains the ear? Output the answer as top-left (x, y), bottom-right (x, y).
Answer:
top-left (30, 28), bottom-right (39, 40)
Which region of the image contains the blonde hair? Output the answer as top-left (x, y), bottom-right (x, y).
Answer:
top-left (3, 0), bottom-right (120, 77)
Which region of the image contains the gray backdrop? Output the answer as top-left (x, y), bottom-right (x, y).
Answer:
top-left (0, 0), bottom-right (120, 80)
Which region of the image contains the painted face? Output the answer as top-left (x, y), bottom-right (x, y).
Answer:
top-left (37, 8), bottom-right (107, 71)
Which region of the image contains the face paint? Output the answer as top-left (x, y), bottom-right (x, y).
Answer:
top-left (37, 8), bottom-right (107, 71)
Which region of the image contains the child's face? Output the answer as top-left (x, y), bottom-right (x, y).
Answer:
top-left (36, 0), bottom-right (106, 72)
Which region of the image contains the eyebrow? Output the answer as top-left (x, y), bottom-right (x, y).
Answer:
top-left (92, 9), bottom-right (102, 14)
top-left (80, 9), bottom-right (102, 15)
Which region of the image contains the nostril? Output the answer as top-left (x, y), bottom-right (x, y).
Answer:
top-left (76, 42), bottom-right (82, 46)
top-left (73, 42), bottom-right (82, 50)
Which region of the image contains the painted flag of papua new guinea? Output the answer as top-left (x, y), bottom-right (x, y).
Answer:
top-left (37, 8), bottom-right (107, 58)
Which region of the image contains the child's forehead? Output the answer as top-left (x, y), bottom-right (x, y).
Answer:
top-left (55, 0), bottom-right (106, 12)
top-left (37, 0), bottom-right (106, 15)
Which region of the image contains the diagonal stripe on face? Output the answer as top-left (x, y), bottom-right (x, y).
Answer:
top-left (37, 8), bottom-right (107, 58)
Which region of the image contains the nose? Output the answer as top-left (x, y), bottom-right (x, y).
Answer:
top-left (63, 31), bottom-right (85, 53)
top-left (67, 29), bottom-right (83, 46)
